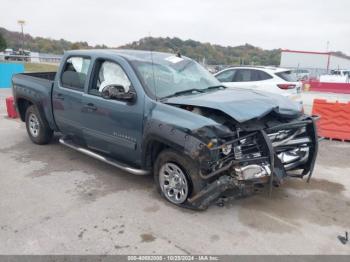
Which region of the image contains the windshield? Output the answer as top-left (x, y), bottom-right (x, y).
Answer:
top-left (132, 56), bottom-right (221, 98)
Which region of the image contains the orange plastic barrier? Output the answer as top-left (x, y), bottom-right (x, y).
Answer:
top-left (312, 99), bottom-right (350, 141)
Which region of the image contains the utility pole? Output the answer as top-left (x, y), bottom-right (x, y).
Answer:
top-left (17, 20), bottom-right (26, 50)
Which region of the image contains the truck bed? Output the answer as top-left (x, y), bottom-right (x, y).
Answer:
top-left (12, 71), bottom-right (58, 129)
top-left (17, 72), bottom-right (57, 81)
top-left (12, 72), bottom-right (56, 90)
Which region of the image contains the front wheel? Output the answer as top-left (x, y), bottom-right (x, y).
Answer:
top-left (154, 149), bottom-right (205, 208)
top-left (25, 105), bottom-right (53, 145)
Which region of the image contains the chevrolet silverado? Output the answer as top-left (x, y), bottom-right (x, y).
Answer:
top-left (12, 50), bottom-right (319, 209)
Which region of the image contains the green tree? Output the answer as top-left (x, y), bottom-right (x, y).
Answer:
top-left (71, 42), bottom-right (82, 50)
top-left (120, 36), bottom-right (283, 65)
top-left (0, 33), bottom-right (7, 51)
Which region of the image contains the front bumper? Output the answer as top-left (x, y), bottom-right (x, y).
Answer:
top-left (265, 115), bottom-right (319, 183)
top-left (189, 115), bottom-right (319, 209)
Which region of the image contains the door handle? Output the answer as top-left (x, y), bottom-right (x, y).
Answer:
top-left (55, 93), bottom-right (64, 100)
top-left (84, 103), bottom-right (97, 111)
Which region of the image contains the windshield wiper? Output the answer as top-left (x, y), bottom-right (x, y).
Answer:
top-left (161, 85), bottom-right (226, 100)
top-left (162, 89), bottom-right (205, 99)
top-left (204, 85), bottom-right (227, 91)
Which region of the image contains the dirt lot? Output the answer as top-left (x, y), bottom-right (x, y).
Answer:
top-left (0, 89), bottom-right (349, 254)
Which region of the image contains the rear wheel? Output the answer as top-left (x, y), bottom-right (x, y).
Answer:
top-left (25, 105), bottom-right (53, 145)
top-left (154, 149), bottom-right (205, 208)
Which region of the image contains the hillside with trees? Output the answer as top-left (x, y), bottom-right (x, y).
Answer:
top-left (120, 37), bottom-right (282, 65)
top-left (0, 27), bottom-right (283, 65)
top-left (2, 27), bottom-right (349, 66)
top-left (0, 32), bottom-right (7, 50)
top-left (0, 27), bottom-right (93, 54)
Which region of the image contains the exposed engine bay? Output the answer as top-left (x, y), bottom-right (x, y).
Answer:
top-left (174, 104), bottom-right (319, 209)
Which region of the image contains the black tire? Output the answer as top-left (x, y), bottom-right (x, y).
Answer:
top-left (154, 149), bottom-right (206, 209)
top-left (25, 105), bottom-right (53, 145)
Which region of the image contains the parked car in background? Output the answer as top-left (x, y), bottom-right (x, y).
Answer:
top-left (319, 69), bottom-right (350, 83)
top-left (3, 48), bottom-right (14, 60)
top-left (214, 66), bottom-right (302, 104)
top-left (4, 48), bottom-right (30, 62)
top-left (330, 69), bottom-right (350, 76)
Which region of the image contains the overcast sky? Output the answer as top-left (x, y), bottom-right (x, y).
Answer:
top-left (1, 0), bottom-right (350, 54)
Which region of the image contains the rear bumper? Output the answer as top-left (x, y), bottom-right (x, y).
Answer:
top-left (289, 94), bottom-right (303, 104)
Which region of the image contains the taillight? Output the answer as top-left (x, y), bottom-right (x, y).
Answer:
top-left (277, 84), bottom-right (296, 89)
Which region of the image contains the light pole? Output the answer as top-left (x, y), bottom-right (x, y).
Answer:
top-left (17, 20), bottom-right (26, 50)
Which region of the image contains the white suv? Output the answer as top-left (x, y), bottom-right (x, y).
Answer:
top-left (214, 66), bottom-right (302, 103)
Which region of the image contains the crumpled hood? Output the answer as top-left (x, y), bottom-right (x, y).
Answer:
top-left (165, 88), bottom-right (302, 123)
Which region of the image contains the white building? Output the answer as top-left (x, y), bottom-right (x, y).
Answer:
top-left (280, 49), bottom-right (350, 77)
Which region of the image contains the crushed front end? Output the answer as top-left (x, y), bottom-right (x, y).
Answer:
top-left (187, 115), bottom-right (319, 209)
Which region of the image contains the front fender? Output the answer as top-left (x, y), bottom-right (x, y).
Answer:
top-left (142, 119), bottom-right (208, 163)
top-left (141, 99), bottom-right (230, 170)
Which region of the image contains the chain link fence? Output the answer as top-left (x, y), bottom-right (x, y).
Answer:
top-left (0, 52), bottom-right (61, 64)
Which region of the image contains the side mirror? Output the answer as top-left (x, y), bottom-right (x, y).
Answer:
top-left (101, 85), bottom-right (136, 102)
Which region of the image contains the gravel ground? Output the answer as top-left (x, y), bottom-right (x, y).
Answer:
top-left (0, 88), bottom-right (349, 255)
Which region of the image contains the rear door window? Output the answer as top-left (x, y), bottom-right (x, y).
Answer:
top-left (233, 69), bottom-right (253, 82)
top-left (61, 57), bottom-right (91, 90)
top-left (275, 70), bottom-right (298, 82)
top-left (257, 70), bottom-right (273, 80)
top-left (234, 69), bottom-right (273, 82)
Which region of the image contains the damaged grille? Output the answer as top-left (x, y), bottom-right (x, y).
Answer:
top-left (208, 131), bottom-right (272, 181)
top-left (233, 134), bottom-right (263, 160)
top-left (212, 130), bottom-right (272, 163)
top-left (268, 127), bottom-right (310, 147)
top-left (205, 117), bottom-right (317, 183)
top-left (267, 124), bottom-right (313, 172)
top-left (231, 132), bottom-right (272, 181)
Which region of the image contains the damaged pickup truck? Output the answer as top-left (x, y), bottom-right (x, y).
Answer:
top-left (12, 50), bottom-right (318, 209)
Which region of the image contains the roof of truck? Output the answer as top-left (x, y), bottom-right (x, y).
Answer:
top-left (65, 49), bottom-right (190, 63)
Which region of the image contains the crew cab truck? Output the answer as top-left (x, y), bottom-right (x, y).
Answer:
top-left (12, 50), bottom-right (319, 209)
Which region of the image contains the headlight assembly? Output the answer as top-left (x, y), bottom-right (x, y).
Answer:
top-left (221, 144), bottom-right (232, 155)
